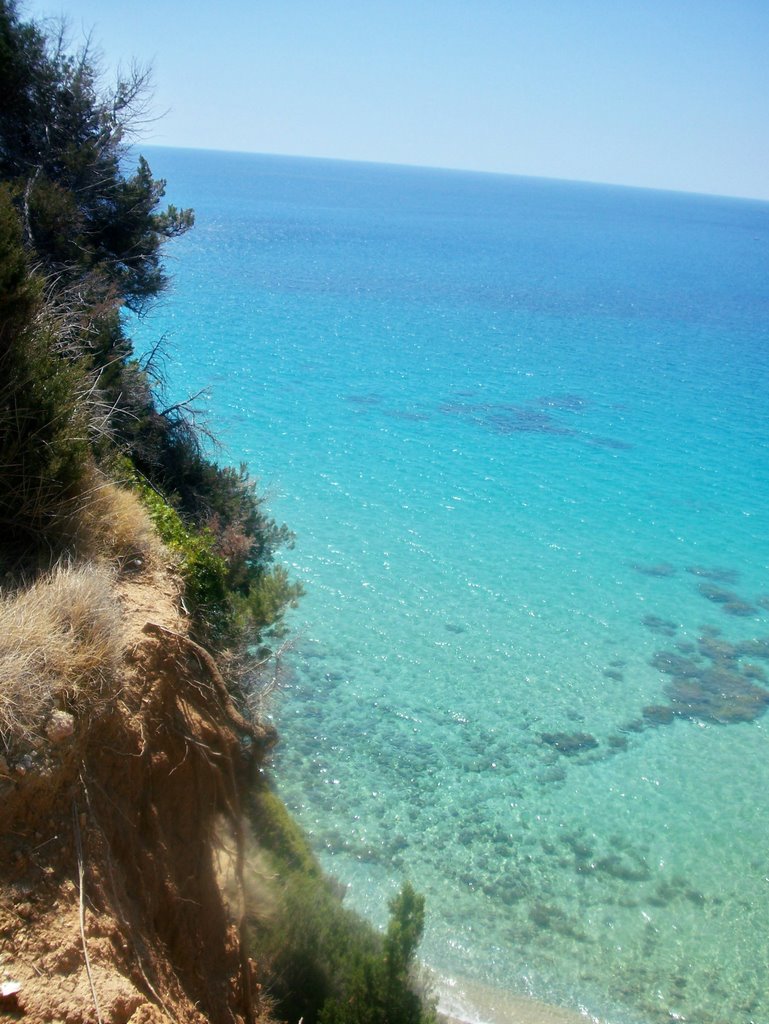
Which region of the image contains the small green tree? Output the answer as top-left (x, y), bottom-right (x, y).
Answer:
top-left (384, 882), bottom-right (426, 984)
top-left (317, 882), bottom-right (433, 1024)
top-left (382, 882), bottom-right (430, 1024)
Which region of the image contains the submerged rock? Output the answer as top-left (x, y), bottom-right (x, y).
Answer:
top-left (621, 718), bottom-right (645, 733)
top-left (698, 635), bottom-right (739, 664)
top-left (686, 565), bottom-right (740, 584)
top-left (697, 582), bottom-right (740, 604)
top-left (594, 852), bottom-right (650, 882)
top-left (642, 704), bottom-right (676, 726)
top-left (630, 562), bottom-right (677, 578)
top-left (722, 600), bottom-right (756, 617)
top-left (650, 651), bottom-right (701, 677)
top-left (737, 637), bottom-right (769, 660)
top-left (607, 734), bottom-right (629, 749)
top-left (648, 637), bottom-right (769, 725)
top-left (540, 731), bottom-right (599, 756)
top-left (665, 666), bottom-right (769, 724)
top-left (528, 901), bottom-right (589, 941)
top-left (743, 663), bottom-right (767, 681)
top-left (536, 393), bottom-right (588, 411)
top-left (642, 614), bottom-right (679, 636)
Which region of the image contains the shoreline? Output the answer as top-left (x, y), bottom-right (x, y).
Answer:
top-left (431, 971), bottom-right (603, 1024)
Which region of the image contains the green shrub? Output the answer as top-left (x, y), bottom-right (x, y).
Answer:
top-left (233, 564), bottom-right (304, 641)
top-left (246, 781), bottom-right (436, 1024)
top-left (318, 883), bottom-right (432, 1024)
top-left (128, 459), bottom-right (302, 648)
top-left (134, 477), bottom-right (232, 641)
top-left (247, 784), bottom-right (321, 878)
top-left (0, 187), bottom-right (93, 569)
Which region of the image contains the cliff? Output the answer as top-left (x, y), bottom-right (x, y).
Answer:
top-left (0, 6), bottom-right (434, 1019)
top-left (0, 491), bottom-right (435, 1024)
top-left (0, 546), bottom-right (273, 1023)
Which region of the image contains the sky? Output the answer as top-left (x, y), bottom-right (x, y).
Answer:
top-left (20, 0), bottom-right (769, 200)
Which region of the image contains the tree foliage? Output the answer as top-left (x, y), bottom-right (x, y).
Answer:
top-left (0, 0), bottom-right (299, 649)
top-left (0, 0), bottom-right (193, 311)
top-left (248, 785), bottom-right (435, 1024)
top-left (0, 185), bottom-right (92, 557)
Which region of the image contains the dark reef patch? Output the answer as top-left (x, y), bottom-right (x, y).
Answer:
top-left (439, 401), bottom-right (572, 437)
top-left (346, 393), bottom-right (383, 406)
top-left (743, 663), bottom-right (767, 681)
top-left (650, 651), bottom-right (701, 677)
top-left (382, 408), bottom-right (431, 422)
top-left (620, 718), bottom-right (646, 733)
top-left (700, 624), bottom-right (722, 637)
top-left (438, 396), bottom-right (628, 450)
top-left (664, 668), bottom-right (769, 724)
top-left (630, 562), bottom-right (677, 578)
top-left (736, 637), bottom-right (769, 660)
top-left (642, 705), bottom-right (676, 726)
top-left (535, 394), bottom-right (589, 411)
top-left (697, 635), bottom-right (739, 664)
top-left (645, 628), bottom-right (769, 725)
top-left (722, 600), bottom-right (756, 617)
top-left (649, 877), bottom-right (706, 908)
top-left (697, 582), bottom-right (740, 604)
top-left (686, 565), bottom-right (741, 585)
top-left (559, 831), bottom-right (651, 884)
top-left (593, 852), bottom-right (650, 883)
top-left (694, 584), bottom-right (759, 617)
top-left (528, 902), bottom-right (590, 941)
top-left (586, 435), bottom-right (635, 450)
top-left (643, 614), bottom-right (679, 637)
top-left (485, 406), bottom-right (577, 437)
top-left (540, 732), bottom-right (599, 756)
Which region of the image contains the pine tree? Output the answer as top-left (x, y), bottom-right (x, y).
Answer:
top-left (0, 0), bottom-right (193, 313)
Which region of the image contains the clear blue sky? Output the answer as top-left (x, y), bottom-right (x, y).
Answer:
top-left (21, 0), bottom-right (769, 200)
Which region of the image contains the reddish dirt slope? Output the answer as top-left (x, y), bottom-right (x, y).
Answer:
top-left (0, 566), bottom-right (270, 1024)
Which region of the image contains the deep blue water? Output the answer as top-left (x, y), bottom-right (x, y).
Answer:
top-left (134, 147), bottom-right (769, 1024)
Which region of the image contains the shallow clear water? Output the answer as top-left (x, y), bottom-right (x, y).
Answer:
top-left (134, 148), bottom-right (769, 1024)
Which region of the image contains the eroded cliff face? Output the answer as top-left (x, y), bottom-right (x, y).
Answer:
top-left (0, 565), bottom-right (273, 1024)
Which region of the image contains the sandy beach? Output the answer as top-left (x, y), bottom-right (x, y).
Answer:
top-left (434, 972), bottom-right (601, 1024)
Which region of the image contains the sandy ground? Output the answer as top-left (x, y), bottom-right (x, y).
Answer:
top-left (434, 972), bottom-right (601, 1024)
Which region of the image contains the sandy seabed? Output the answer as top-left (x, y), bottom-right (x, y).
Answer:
top-left (434, 972), bottom-right (601, 1024)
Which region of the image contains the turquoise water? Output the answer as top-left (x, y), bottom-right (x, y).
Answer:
top-left (134, 148), bottom-right (769, 1024)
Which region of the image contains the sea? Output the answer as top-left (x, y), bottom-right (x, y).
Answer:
top-left (133, 147), bottom-right (769, 1024)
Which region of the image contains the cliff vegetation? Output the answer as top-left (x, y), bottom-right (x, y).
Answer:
top-left (0, 3), bottom-right (436, 1021)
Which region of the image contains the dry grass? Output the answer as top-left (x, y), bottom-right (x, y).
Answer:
top-left (68, 474), bottom-right (169, 572)
top-left (0, 563), bottom-right (123, 753)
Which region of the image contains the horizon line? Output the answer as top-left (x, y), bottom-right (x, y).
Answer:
top-left (139, 142), bottom-right (769, 206)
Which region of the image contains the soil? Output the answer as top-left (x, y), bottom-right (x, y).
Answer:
top-left (0, 564), bottom-right (271, 1024)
